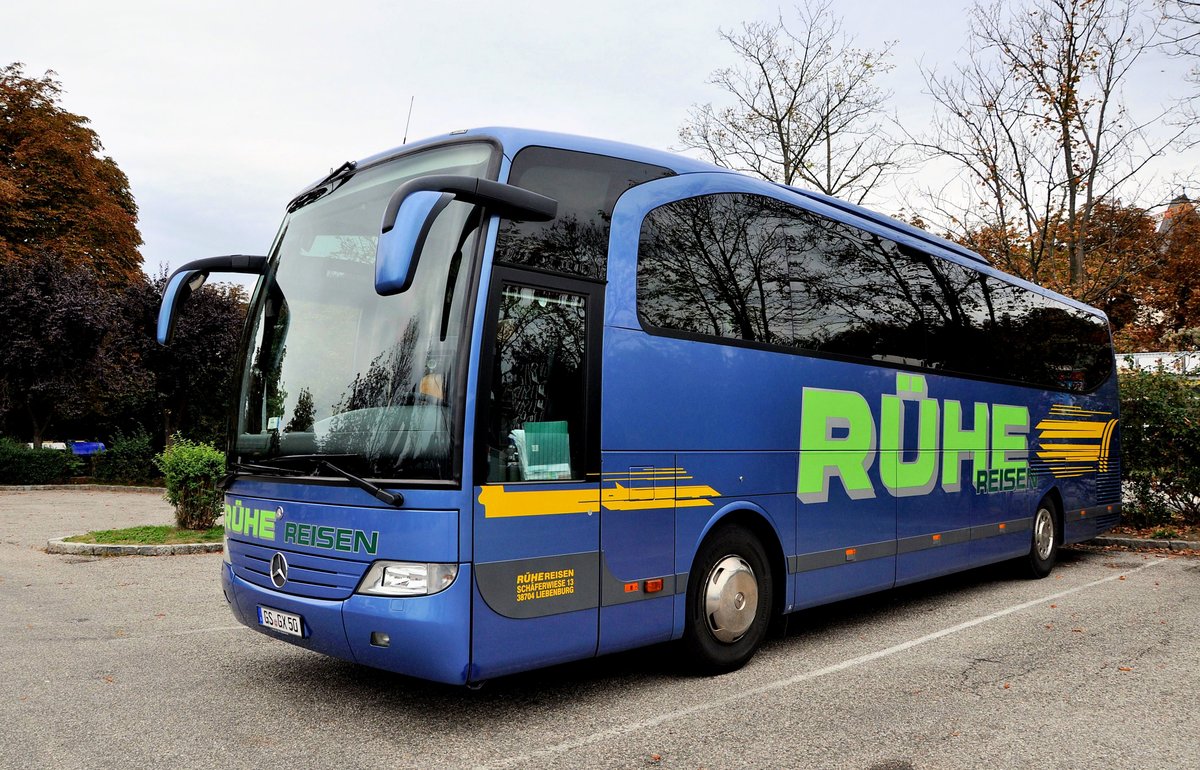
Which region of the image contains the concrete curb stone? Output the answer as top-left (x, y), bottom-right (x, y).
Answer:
top-left (46, 537), bottom-right (223, 556)
top-left (1089, 535), bottom-right (1200, 551)
top-left (1, 484), bottom-right (164, 494)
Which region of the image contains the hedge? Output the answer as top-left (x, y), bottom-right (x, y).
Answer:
top-left (94, 428), bottom-right (158, 485)
top-left (1118, 367), bottom-right (1200, 527)
top-left (0, 438), bottom-right (82, 484)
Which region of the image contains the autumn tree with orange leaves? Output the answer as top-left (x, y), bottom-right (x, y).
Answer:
top-left (913, 0), bottom-right (1183, 304)
top-left (0, 63), bottom-right (142, 286)
top-left (1112, 197), bottom-right (1200, 351)
top-left (0, 64), bottom-right (248, 452)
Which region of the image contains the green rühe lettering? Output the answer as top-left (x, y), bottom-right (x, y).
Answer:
top-left (797, 374), bottom-right (1032, 503)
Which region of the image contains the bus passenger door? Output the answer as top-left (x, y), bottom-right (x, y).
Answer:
top-left (471, 269), bottom-right (603, 680)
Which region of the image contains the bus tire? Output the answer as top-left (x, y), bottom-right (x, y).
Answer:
top-left (1022, 498), bottom-right (1060, 579)
top-left (682, 524), bottom-right (773, 674)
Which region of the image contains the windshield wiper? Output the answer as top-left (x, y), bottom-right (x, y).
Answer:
top-left (316, 460), bottom-right (404, 508)
top-left (229, 454), bottom-right (404, 507)
top-left (219, 461), bottom-right (306, 490)
top-left (286, 160), bottom-right (358, 212)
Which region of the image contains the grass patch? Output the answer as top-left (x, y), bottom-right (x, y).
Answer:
top-left (65, 525), bottom-right (223, 545)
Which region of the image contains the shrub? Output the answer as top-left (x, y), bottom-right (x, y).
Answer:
top-left (94, 428), bottom-right (158, 484)
top-left (154, 435), bottom-right (226, 529)
top-left (0, 438), bottom-right (82, 484)
top-left (1118, 367), bottom-right (1200, 527)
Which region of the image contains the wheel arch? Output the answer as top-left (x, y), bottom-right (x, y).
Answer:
top-left (690, 502), bottom-right (788, 622)
top-left (1041, 485), bottom-right (1065, 542)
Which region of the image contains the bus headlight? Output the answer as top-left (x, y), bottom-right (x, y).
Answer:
top-left (357, 561), bottom-right (458, 597)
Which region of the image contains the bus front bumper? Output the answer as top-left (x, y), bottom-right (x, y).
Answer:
top-left (221, 562), bottom-right (473, 685)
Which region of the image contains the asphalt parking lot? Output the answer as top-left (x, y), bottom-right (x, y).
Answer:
top-left (2, 488), bottom-right (1198, 770)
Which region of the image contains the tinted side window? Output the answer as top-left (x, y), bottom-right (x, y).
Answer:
top-left (922, 266), bottom-right (1112, 391)
top-left (788, 215), bottom-right (927, 366)
top-left (985, 284), bottom-right (1111, 391)
top-left (496, 147), bottom-right (672, 280)
top-left (637, 192), bottom-right (1112, 391)
top-left (918, 257), bottom-right (996, 377)
top-left (637, 194), bottom-right (795, 345)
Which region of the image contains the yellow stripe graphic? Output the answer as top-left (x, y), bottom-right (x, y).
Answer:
top-left (1034, 419), bottom-right (1109, 439)
top-left (1034, 406), bottom-right (1117, 479)
top-left (480, 470), bottom-right (722, 518)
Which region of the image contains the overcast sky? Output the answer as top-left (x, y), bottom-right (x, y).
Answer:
top-left (4, 0), bottom-right (1194, 280)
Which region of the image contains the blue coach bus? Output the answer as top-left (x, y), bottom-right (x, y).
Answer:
top-left (158, 128), bottom-right (1120, 685)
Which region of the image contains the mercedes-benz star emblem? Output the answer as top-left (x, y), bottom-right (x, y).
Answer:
top-left (270, 552), bottom-right (289, 588)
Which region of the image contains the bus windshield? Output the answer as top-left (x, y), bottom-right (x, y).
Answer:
top-left (234, 142), bottom-right (495, 481)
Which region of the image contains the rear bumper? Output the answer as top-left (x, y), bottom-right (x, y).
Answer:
top-left (222, 562), bottom-right (473, 685)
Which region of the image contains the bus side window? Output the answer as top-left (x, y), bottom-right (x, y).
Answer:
top-left (486, 285), bottom-right (588, 482)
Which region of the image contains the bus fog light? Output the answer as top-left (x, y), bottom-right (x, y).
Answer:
top-left (357, 561), bottom-right (458, 596)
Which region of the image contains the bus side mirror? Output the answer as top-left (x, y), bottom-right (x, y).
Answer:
top-left (157, 255), bottom-right (267, 345)
top-left (376, 191), bottom-right (456, 295)
top-left (375, 174), bottom-right (557, 297)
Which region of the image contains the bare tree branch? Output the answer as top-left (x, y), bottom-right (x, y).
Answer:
top-left (678, 0), bottom-right (906, 205)
top-left (910, 0), bottom-right (1180, 304)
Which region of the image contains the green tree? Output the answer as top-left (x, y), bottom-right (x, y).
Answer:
top-left (1118, 367), bottom-right (1200, 525)
top-left (285, 388), bottom-right (315, 433)
top-left (0, 256), bottom-right (118, 446)
top-left (133, 271), bottom-right (248, 446)
top-left (0, 63), bottom-right (142, 286)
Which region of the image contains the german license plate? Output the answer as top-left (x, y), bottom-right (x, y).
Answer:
top-left (257, 605), bottom-right (303, 637)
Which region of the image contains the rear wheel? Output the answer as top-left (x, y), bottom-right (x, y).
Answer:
top-left (682, 524), bottom-right (773, 673)
top-left (1022, 500), bottom-right (1059, 579)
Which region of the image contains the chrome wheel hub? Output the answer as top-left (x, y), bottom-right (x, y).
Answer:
top-left (703, 555), bottom-right (758, 643)
top-left (1034, 507), bottom-right (1055, 561)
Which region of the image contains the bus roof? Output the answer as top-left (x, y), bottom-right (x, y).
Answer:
top-left (352, 128), bottom-right (990, 259)
top-left (778, 186), bottom-right (992, 267)
top-left (353, 126), bottom-right (723, 176)
top-left (306, 127), bottom-right (1099, 318)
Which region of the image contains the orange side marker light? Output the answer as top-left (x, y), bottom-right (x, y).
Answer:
top-left (624, 582), bottom-right (639, 594)
top-left (998, 523), bottom-right (1007, 531)
top-left (845, 548), bottom-right (857, 562)
top-left (932, 533), bottom-right (942, 542)
top-left (644, 578), bottom-right (664, 593)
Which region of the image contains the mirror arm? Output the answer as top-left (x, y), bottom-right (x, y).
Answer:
top-left (381, 175), bottom-right (557, 233)
top-left (157, 255), bottom-right (268, 346)
top-left (165, 254), bottom-right (269, 279)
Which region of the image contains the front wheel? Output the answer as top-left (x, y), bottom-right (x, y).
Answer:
top-left (1021, 500), bottom-right (1060, 579)
top-left (682, 525), bottom-right (773, 674)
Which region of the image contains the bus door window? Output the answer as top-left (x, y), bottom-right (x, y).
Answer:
top-left (485, 284), bottom-right (589, 482)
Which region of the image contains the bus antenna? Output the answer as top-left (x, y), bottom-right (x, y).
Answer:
top-left (403, 96), bottom-right (415, 145)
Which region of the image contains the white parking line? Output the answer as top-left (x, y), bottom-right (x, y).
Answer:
top-left (487, 558), bottom-right (1166, 769)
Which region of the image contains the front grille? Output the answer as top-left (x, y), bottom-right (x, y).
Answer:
top-left (230, 539), bottom-right (368, 600)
